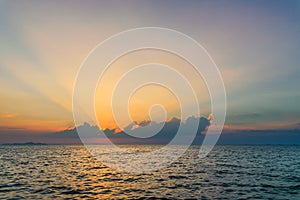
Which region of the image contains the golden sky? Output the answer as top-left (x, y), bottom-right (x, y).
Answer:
top-left (1, 1), bottom-right (300, 133)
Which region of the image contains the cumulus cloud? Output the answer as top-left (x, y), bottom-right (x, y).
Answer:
top-left (47, 116), bottom-right (211, 144)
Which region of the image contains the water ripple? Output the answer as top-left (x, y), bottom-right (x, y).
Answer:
top-left (0, 145), bottom-right (300, 199)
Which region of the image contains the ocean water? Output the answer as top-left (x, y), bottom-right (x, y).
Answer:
top-left (0, 145), bottom-right (300, 199)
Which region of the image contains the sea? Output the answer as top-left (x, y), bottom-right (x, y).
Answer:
top-left (0, 145), bottom-right (300, 199)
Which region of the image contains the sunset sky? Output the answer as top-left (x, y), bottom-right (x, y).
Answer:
top-left (1, 0), bottom-right (300, 143)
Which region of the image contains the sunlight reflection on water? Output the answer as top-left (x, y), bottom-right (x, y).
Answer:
top-left (0, 145), bottom-right (300, 199)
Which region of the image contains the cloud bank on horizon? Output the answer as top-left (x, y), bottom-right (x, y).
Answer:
top-left (8, 116), bottom-right (297, 145)
top-left (1, 115), bottom-right (300, 144)
top-left (48, 116), bottom-right (210, 144)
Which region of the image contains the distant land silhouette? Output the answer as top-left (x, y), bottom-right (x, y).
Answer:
top-left (2, 142), bottom-right (47, 145)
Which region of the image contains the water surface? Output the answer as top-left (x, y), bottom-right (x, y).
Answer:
top-left (1, 145), bottom-right (300, 199)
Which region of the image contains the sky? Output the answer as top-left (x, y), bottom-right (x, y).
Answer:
top-left (0, 0), bottom-right (300, 143)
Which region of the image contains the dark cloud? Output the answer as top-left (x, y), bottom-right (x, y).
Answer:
top-left (46, 118), bottom-right (300, 145)
top-left (0, 126), bottom-right (27, 131)
top-left (217, 129), bottom-right (300, 145)
top-left (2, 117), bottom-right (300, 145)
top-left (45, 116), bottom-right (211, 144)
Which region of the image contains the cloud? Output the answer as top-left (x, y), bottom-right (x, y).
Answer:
top-left (0, 112), bottom-right (19, 119)
top-left (217, 129), bottom-right (300, 145)
top-left (43, 116), bottom-right (300, 145)
top-left (46, 116), bottom-right (211, 144)
top-left (2, 116), bottom-right (300, 145)
top-left (0, 126), bottom-right (27, 131)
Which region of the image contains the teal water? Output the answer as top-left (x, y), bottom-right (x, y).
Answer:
top-left (0, 145), bottom-right (300, 199)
